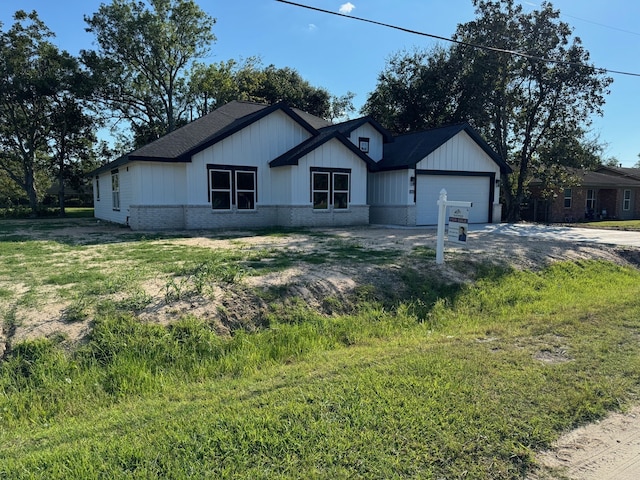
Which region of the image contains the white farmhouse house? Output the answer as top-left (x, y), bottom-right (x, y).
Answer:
top-left (90, 101), bottom-right (510, 230)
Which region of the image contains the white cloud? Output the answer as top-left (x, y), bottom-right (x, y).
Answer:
top-left (308, 23), bottom-right (318, 32)
top-left (339, 2), bottom-right (356, 15)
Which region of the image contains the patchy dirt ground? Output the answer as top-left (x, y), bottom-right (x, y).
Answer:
top-left (2, 219), bottom-right (640, 478)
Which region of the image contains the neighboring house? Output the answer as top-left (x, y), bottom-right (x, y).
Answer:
top-left (525, 167), bottom-right (640, 223)
top-left (89, 100), bottom-right (510, 230)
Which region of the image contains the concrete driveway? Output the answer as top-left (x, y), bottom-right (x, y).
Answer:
top-left (470, 223), bottom-right (640, 248)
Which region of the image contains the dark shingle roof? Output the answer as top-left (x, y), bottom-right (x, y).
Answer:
top-left (88, 101), bottom-right (325, 176)
top-left (270, 130), bottom-right (377, 168)
top-left (377, 123), bottom-right (510, 173)
top-left (577, 170), bottom-right (640, 187)
top-left (319, 116), bottom-right (393, 142)
top-left (595, 165), bottom-right (640, 181)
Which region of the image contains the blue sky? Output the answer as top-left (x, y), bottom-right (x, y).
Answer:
top-left (1, 0), bottom-right (639, 166)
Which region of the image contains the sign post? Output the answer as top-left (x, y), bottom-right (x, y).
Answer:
top-left (436, 189), bottom-right (472, 264)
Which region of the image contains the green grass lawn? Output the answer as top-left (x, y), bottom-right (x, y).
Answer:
top-left (579, 219), bottom-right (640, 231)
top-left (1, 250), bottom-right (639, 479)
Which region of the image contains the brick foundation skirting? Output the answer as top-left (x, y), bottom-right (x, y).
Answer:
top-left (128, 205), bottom-right (369, 230)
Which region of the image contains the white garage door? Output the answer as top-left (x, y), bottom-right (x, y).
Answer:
top-left (416, 175), bottom-right (490, 225)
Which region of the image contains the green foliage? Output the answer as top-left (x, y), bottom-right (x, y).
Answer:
top-left (0, 10), bottom-right (97, 214)
top-left (188, 58), bottom-right (355, 121)
top-left (363, 0), bottom-right (612, 221)
top-left (83, 0), bottom-right (217, 146)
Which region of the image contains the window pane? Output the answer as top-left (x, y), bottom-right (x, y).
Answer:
top-left (334, 192), bottom-right (348, 209)
top-left (334, 173), bottom-right (349, 191)
top-left (313, 172), bottom-right (329, 190)
top-left (313, 192), bottom-right (328, 209)
top-left (211, 170), bottom-right (231, 189)
top-left (212, 191), bottom-right (231, 209)
top-left (236, 171), bottom-right (255, 191)
top-left (237, 192), bottom-right (255, 210)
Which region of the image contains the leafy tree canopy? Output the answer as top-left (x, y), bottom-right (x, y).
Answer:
top-left (0, 10), bottom-right (97, 214)
top-left (188, 58), bottom-right (355, 121)
top-left (83, 0), bottom-right (216, 148)
top-left (363, 0), bottom-right (612, 221)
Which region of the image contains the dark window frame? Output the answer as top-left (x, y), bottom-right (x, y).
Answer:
top-left (586, 189), bottom-right (595, 211)
top-left (310, 167), bottom-right (351, 210)
top-left (207, 164), bottom-right (258, 210)
top-left (358, 136), bottom-right (370, 153)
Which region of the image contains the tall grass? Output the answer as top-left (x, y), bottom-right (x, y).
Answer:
top-left (1, 260), bottom-right (640, 478)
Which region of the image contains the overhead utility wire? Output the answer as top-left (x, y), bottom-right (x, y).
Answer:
top-left (276, 0), bottom-right (640, 78)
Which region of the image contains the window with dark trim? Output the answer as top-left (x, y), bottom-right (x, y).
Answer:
top-left (207, 164), bottom-right (257, 210)
top-left (358, 137), bottom-right (370, 153)
top-left (311, 167), bottom-right (351, 210)
top-left (111, 170), bottom-right (120, 211)
top-left (563, 188), bottom-right (572, 208)
top-left (623, 189), bottom-right (631, 211)
top-left (96, 176), bottom-right (100, 201)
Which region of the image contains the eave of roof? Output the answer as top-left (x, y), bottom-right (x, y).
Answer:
top-left (269, 130), bottom-right (378, 169)
top-left (87, 101), bottom-right (325, 176)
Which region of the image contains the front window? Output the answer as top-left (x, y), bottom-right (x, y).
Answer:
top-left (586, 189), bottom-right (595, 211)
top-left (312, 172), bottom-right (329, 209)
top-left (311, 168), bottom-right (350, 210)
top-left (236, 170), bottom-right (256, 210)
top-left (96, 176), bottom-right (100, 201)
top-left (111, 171), bottom-right (120, 211)
top-left (208, 165), bottom-right (257, 210)
top-left (333, 173), bottom-right (349, 209)
top-left (623, 190), bottom-right (631, 211)
top-left (210, 169), bottom-right (231, 210)
top-left (563, 188), bottom-right (572, 208)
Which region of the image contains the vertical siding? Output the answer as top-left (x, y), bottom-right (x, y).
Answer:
top-left (348, 123), bottom-right (384, 161)
top-left (188, 109), bottom-right (313, 205)
top-left (416, 131), bottom-right (501, 174)
top-left (128, 162), bottom-right (187, 205)
top-left (367, 170), bottom-right (412, 206)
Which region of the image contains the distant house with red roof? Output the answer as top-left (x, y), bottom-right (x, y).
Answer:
top-left (525, 166), bottom-right (640, 223)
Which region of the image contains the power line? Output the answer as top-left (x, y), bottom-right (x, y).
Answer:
top-left (275, 0), bottom-right (640, 78)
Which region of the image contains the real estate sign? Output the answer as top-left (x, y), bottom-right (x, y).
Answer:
top-left (448, 207), bottom-right (469, 244)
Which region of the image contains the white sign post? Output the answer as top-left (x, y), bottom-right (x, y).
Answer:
top-left (436, 189), bottom-right (472, 265)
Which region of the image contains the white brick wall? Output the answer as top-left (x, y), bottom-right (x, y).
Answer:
top-left (370, 205), bottom-right (416, 226)
top-left (127, 204), bottom-right (369, 230)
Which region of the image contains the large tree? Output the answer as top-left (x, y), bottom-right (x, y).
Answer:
top-left (84, 0), bottom-right (216, 148)
top-left (364, 0), bottom-right (612, 221)
top-left (0, 11), bottom-right (96, 214)
top-left (188, 59), bottom-right (355, 121)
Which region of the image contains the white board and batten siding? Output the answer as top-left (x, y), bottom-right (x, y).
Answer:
top-left (93, 167), bottom-right (133, 225)
top-left (187, 109), bottom-right (314, 206)
top-left (415, 131), bottom-right (502, 225)
top-left (347, 123), bottom-right (384, 162)
top-left (128, 162), bottom-right (187, 205)
top-left (367, 169), bottom-right (413, 206)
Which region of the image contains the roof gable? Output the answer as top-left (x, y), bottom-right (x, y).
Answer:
top-left (320, 116), bottom-right (393, 143)
top-left (88, 101), bottom-right (326, 176)
top-left (378, 123), bottom-right (511, 173)
top-left (269, 130), bottom-right (377, 169)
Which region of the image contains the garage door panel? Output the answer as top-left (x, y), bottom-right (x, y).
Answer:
top-left (416, 175), bottom-right (490, 225)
